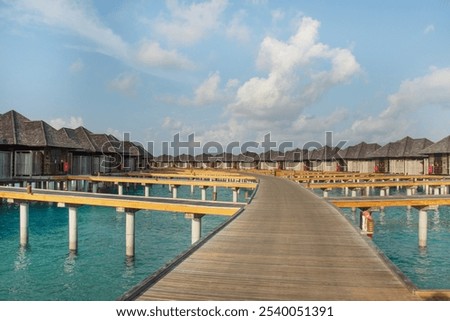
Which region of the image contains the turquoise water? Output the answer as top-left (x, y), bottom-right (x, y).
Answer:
top-left (0, 185), bottom-right (242, 300)
top-left (2, 184), bottom-right (450, 301)
top-left (321, 187), bottom-right (450, 290)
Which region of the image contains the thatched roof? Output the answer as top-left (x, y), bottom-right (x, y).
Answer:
top-left (194, 153), bottom-right (214, 162)
top-left (421, 135), bottom-right (450, 154)
top-left (207, 152), bottom-right (239, 162)
top-left (131, 143), bottom-right (153, 159)
top-left (369, 136), bottom-right (433, 159)
top-left (284, 148), bottom-right (309, 162)
top-left (309, 146), bottom-right (341, 161)
top-left (60, 126), bottom-right (99, 152)
top-left (237, 151), bottom-right (259, 162)
top-left (174, 153), bottom-right (194, 162)
top-left (259, 150), bottom-right (285, 162)
top-left (338, 142), bottom-right (381, 160)
top-left (0, 110), bottom-right (78, 148)
top-left (89, 134), bottom-right (119, 154)
top-left (154, 154), bottom-right (174, 162)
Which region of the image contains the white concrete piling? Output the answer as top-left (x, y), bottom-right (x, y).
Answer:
top-left (20, 202), bottom-right (29, 247)
top-left (125, 211), bottom-right (136, 257)
top-left (68, 206), bottom-right (78, 252)
top-left (418, 209), bottom-right (428, 248)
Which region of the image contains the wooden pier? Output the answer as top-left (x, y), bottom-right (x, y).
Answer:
top-left (0, 184), bottom-right (245, 257)
top-left (122, 175), bottom-right (420, 301)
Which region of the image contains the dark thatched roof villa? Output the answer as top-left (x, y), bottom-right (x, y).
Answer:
top-left (0, 110), bottom-right (151, 178)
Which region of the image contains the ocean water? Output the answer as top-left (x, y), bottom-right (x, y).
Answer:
top-left (2, 184), bottom-right (450, 301)
top-left (322, 187), bottom-right (450, 290)
top-left (0, 185), bottom-right (242, 301)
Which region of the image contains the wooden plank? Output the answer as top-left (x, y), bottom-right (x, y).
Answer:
top-left (67, 175), bottom-right (257, 189)
top-left (127, 175), bottom-right (420, 301)
top-left (0, 187), bottom-right (241, 215)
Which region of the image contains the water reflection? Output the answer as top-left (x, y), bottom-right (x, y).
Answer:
top-left (64, 252), bottom-right (77, 274)
top-left (14, 247), bottom-right (30, 271)
top-left (123, 257), bottom-right (135, 278)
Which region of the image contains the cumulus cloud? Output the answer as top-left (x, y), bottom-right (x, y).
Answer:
top-left (136, 41), bottom-right (194, 69)
top-left (349, 67), bottom-right (450, 142)
top-left (192, 72), bottom-right (222, 105)
top-left (153, 0), bottom-right (228, 46)
top-left (109, 73), bottom-right (139, 97)
top-left (226, 11), bottom-right (251, 43)
top-left (166, 72), bottom-right (226, 107)
top-left (227, 16), bottom-right (360, 122)
top-left (49, 116), bottom-right (84, 129)
top-left (292, 110), bottom-right (349, 134)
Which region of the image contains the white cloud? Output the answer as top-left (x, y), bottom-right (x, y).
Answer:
top-left (109, 73), bottom-right (139, 97)
top-left (105, 128), bottom-right (123, 140)
top-left (69, 58), bottom-right (84, 73)
top-left (136, 41), bottom-right (194, 69)
top-left (165, 72), bottom-right (226, 107)
top-left (424, 24), bottom-right (435, 34)
top-left (7, 0), bottom-right (130, 60)
top-left (193, 72), bottom-right (222, 105)
top-left (227, 16), bottom-right (360, 121)
top-left (292, 110), bottom-right (349, 134)
top-left (271, 9), bottom-right (285, 23)
top-left (2, 0), bottom-right (196, 72)
top-left (50, 116), bottom-right (84, 129)
top-left (349, 67), bottom-right (450, 142)
top-left (226, 11), bottom-right (251, 43)
top-left (153, 0), bottom-right (228, 46)
top-left (162, 116), bottom-right (183, 130)
top-left (161, 116), bottom-right (194, 137)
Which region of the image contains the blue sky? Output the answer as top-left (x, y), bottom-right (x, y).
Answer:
top-left (1, 0), bottom-right (450, 154)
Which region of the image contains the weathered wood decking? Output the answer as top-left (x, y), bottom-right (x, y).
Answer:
top-left (128, 175), bottom-right (420, 301)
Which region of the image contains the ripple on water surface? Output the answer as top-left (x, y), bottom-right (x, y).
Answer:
top-left (0, 185), bottom-right (234, 300)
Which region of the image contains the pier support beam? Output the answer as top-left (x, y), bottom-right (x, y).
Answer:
top-left (172, 185), bottom-right (179, 198)
top-left (19, 202), bottom-right (29, 247)
top-left (68, 206), bottom-right (78, 253)
top-left (186, 213), bottom-right (205, 244)
top-left (125, 210), bottom-right (137, 257)
top-left (144, 184), bottom-right (151, 197)
top-left (92, 183), bottom-right (98, 193)
top-left (118, 183), bottom-right (124, 196)
top-left (200, 186), bottom-right (207, 201)
top-left (414, 206), bottom-right (437, 248)
top-left (232, 187), bottom-right (239, 203)
top-left (213, 186), bottom-right (217, 201)
top-left (418, 209), bottom-right (428, 248)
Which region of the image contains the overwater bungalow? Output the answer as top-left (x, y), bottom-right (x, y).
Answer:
top-left (283, 148), bottom-right (308, 171)
top-left (173, 154), bottom-right (194, 168)
top-left (60, 126), bottom-right (101, 175)
top-left (152, 154), bottom-right (174, 168)
top-left (207, 152), bottom-right (237, 169)
top-left (0, 110), bottom-right (78, 177)
top-left (308, 146), bottom-right (341, 171)
top-left (193, 153), bottom-right (215, 168)
top-left (237, 151), bottom-right (259, 170)
top-left (259, 150), bottom-right (284, 170)
top-left (369, 136), bottom-right (433, 175)
top-left (338, 142), bottom-right (381, 173)
top-left (421, 135), bottom-right (450, 174)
